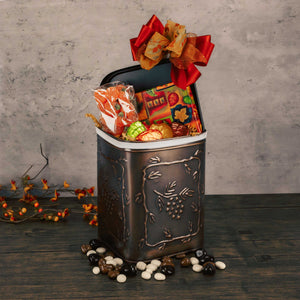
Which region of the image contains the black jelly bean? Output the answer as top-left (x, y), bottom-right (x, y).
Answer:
top-left (160, 265), bottom-right (175, 276)
top-left (89, 239), bottom-right (102, 250)
top-left (203, 262), bottom-right (216, 275)
top-left (195, 248), bottom-right (207, 259)
top-left (120, 263), bottom-right (137, 277)
top-left (88, 253), bottom-right (100, 266)
top-left (199, 255), bottom-right (215, 265)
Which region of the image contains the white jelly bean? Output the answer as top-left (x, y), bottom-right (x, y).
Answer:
top-left (96, 247), bottom-right (106, 254)
top-left (106, 259), bottom-right (116, 266)
top-left (92, 266), bottom-right (100, 275)
top-left (141, 271), bottom-right (151, 280)
top-left (117, 274), bottom-right (127, 283)
top-left (146, 263), bottom-right (157, 272)
top-left (215, 261), bottom-right (226, 270)
top-left (104, 255), bottom-right (114, 261)
top-left (151, 259), bottom-right (161, 267)
top-left (113, 257), bottom-right (123, 266)
top-left (86, 250), bottom-right (96, 257)
top-left (190, 257), bottom-right (199, 265)
top-left (192, 264), bottom-right (203, 273)
top-left (145, 268), bottom-right (153, 274)
top-left (136, 261), bottom-right (147, 271)
top-left (154, 272), bottom-right (166, 281)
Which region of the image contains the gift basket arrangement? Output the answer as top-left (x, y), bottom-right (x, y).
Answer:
top-left (86, 15), bottom-right (215, 262)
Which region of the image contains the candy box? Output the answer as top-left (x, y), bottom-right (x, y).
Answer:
top-left (135, 82), bottom-right (202, 134)
top-left (97, 61), bottom-right (206, 262)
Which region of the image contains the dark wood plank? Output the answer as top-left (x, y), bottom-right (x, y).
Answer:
top-left (0, 194), bottom-right (299, 299)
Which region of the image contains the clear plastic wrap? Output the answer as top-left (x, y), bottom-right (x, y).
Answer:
top-left (94, 81), bottom-right (139, 137)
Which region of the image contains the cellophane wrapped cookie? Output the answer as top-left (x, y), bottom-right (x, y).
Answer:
top-left (94, 82), bottom-right (139, 137)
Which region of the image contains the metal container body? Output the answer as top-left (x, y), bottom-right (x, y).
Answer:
top-left (97, 61), bottom-right (206, 262)
top-left (97, 133), bottom-right (205, 262)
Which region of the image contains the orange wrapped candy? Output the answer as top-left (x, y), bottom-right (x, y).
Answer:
top-left (136, 129), bottom-right (163, 141)
top-left (94, 82), bottom-right (138, 137)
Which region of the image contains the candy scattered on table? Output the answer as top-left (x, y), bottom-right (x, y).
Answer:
top-left (86, 249), bottom-right (96, 257)
top-left (92, 266), bottom-right (101, 275)
top-left (154, 272), bottom-right (166, 281)
top-left (190, 257), bottom-right (199, 265)
top-left (116, 274), bottom-right (127, 283)
top-left (215, 261), bottom-right (226, 270)
top-left (81, 239), bottom-right (226, 283)
top-left (136, 261), bottom-right (147, 271)
top-left (192, 264), bottom-right (203, 273)
top-left (141, 271), bottom-right (151, 280)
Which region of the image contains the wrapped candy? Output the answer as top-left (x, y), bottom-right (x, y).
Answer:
top-left (136, 129), bottom-right (163, 141)
top-left (150, 123), bottom-right (173, 139)
top-left (171, 122), bottom-right (189, 137)
top-left (125, 121), bottom-right (147, 140)
top-left (94, 82), bottom-right (138, 137)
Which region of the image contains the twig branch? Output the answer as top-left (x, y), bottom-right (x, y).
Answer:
top-left (30, 144), bottom-right (49, 180)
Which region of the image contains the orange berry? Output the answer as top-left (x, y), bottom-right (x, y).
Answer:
top-left (2, 203), bottom-right (7, 208)
top-left (34, 202), bottom-right (39, 208)
top-left (54, 216), bottom-right (59, 222)
top-left (21, 207), bottom-right (27, 214)
top-left (19, 211), bottom-right (23, 216)
top-left (38, 208), bottom-right (43, 213)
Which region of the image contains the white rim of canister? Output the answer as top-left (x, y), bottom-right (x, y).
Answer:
top-left (96, 127), bottom-right (207, 150)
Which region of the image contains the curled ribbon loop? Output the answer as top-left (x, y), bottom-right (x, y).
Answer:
top-left (130, 15), bottom-right (214, 89)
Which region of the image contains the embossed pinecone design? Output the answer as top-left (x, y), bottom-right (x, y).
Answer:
top-left (166, 196), bottom-right (184, 220)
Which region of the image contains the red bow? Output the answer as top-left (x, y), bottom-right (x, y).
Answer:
top-left (130, 15), bottom-right (214, 89)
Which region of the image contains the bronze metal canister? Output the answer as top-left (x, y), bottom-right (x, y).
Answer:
top-left (97, 62), bottom-right (206, 262)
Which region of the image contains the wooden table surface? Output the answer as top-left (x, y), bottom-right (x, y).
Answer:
top-left (1, 194), bottom-right (299, 299)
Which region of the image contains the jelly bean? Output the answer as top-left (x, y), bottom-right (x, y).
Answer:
top-left (108, 270), bottom-right (119, 280)
top-left (141, 271), bottom-right (151, 280)
top-left (89, 239), bottom-right (102, 250)
top-left (154, 272), bottom-right (166, 281)
top-left (146, 263), bottom-right (158, 272)
top-left (215, 261), bottom-right (226, 270)
top-left (92, 266), bottom-right (100, 275)
top-left (190, 257), bottom-right (199, 265)
top-left (151, 259), bottom-right (161, 267)
top-left (88, 253), bottom-right (100, 266)
top-left (86, 250), bottom-right (96, 257)
top-left (117, 274), bottom-right (127, 283)
top-left (192, 264), bottom-right (203, 273)
top-left (136, 261), bottom-right (147, 271)
top-left (203, 262), bottom-right (216, 275)
top-left (81, 244), bottom-right (92, 254)
top-left (113, 258), bottom-right (123, 266)
top-left (104, 255), bottom-right (114, 261)
top-left (120, 263), bottom-right (137, 277)
top-left (180, 257), bottom-right (191, 267)
top-left (96, 247), bottom-right (106, 255)
top-left (199, 255), bottom-right (215, 265)
top-left (194, 248), bottom-right (207, 259)
top-left (160, 265), bottom-right (175, 276)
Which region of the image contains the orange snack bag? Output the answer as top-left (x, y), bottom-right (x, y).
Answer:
top-left (94, 82), bottom-right (138, 137)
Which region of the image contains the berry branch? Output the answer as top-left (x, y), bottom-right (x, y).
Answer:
top-left (0, 145), bottom-right (98, 226)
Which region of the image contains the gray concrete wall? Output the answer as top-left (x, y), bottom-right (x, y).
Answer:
top-left (0, 0), bottom-right (299, 194)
